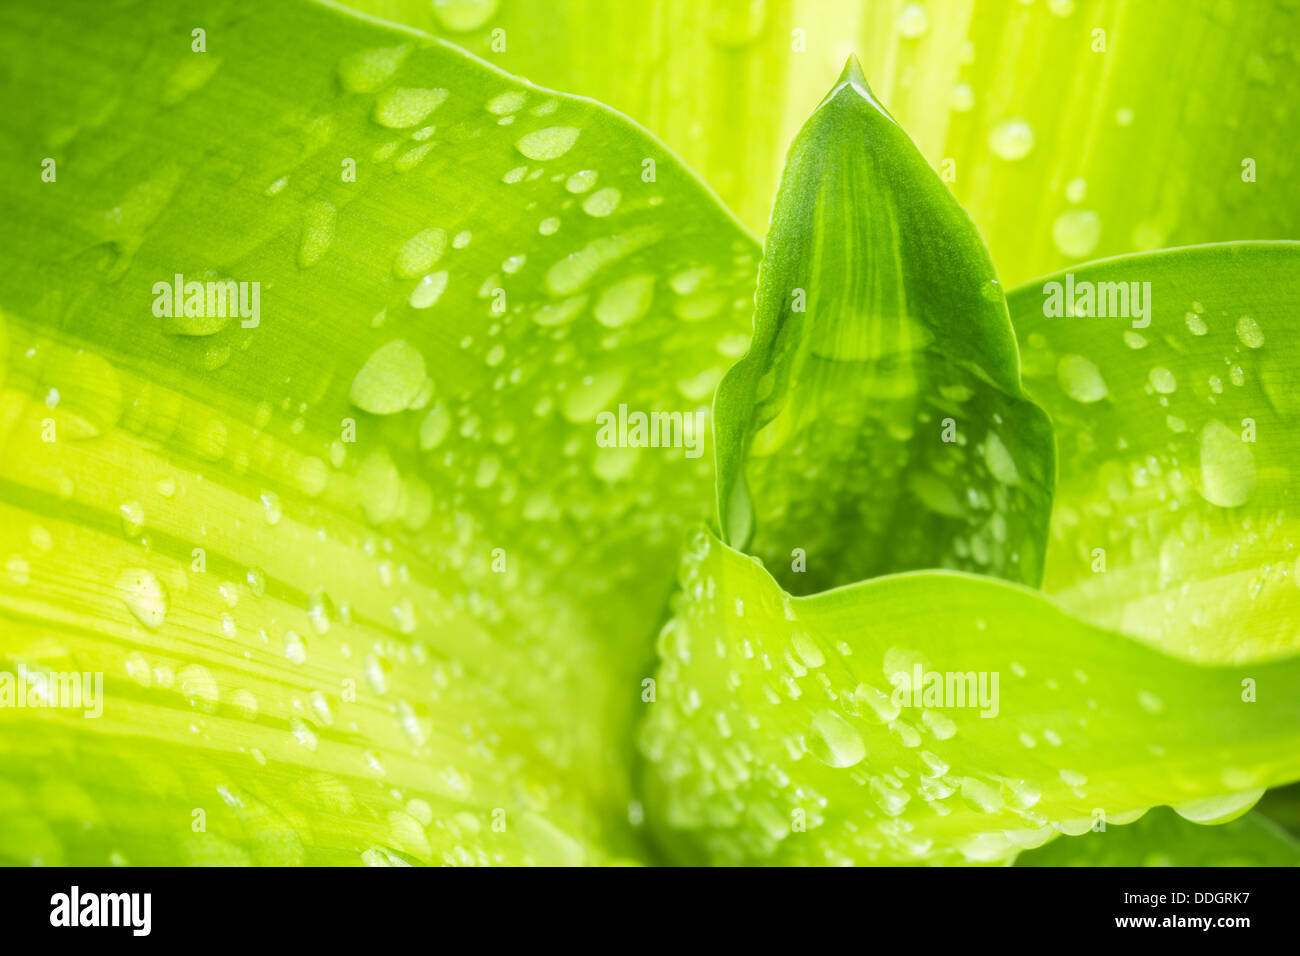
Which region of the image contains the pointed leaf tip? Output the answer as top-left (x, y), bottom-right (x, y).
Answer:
top-left (838, 55), bottom-right (866, 87)
top-left (826, 55), bottom-right (892, 123)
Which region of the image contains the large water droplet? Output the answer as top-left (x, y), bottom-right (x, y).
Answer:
top-left (1197, 419), bottom-right (1255, 507)
top-left (1056, 354), bottom-right (1107, 403)
top-left (809, 709), bottom-right (865, 767)
top-left (393, 228), bottom-right (447, 278)
top-left (373, 88), bottom-right (449, 128)
top-left (350, 339), bottom-right (427, 414)
top-left (516, 126), bottom-right (581, 161)
top-left (594, 274), bottom-right (654, 327)
top-left (1173, 788), bottom-right (1264, 823)
top-left (337, 45), bottom-right (411, 93)
top-left (1051, 209), bottom-right (1101, 257)
top-left (431, 0), bottom-right (499, 32)
top-left (989, 119), bottom-right (1034, 160)
top-left (298, 201), bottom-right (336, 268)
top-left (1235, 315), bottom-right (1264, 349)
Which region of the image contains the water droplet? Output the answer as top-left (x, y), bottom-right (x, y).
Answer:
top-left (431, 0), bottom-right (499, 32)
top-left (260, 490), bottom-right (283, 525)
top-left (1185, 312), bottom-right (1208, 335)
top-left (337, 45), bottom-right (411, 93)
top-left (1137, 690), bottom-right (1164, 713)
top-left (245, 567), bottom-right (267, 598)
top-left (565, 169), bottom-right (597, 193)
top-left (581, 187), bottom-right (621, 217)
top-left (163, 55), bottom-right (222, 105)
top-left (545, 227), bottom-right (660, 295)
top-left (790, 632), bottom-right (824, 668)
top-left (921, 709), bottom-right (957, 739)
top-left (298, 200), bottom-right (336, 268)
top-left (896, 3), bottom-right (929, 38)
top-left (989, 119), bottom-right (1034, 160)
top-left (983, 432), bottom-right (1020, 485)
top-left (809, 710), bottom-right (865, 768)
top-left (350, 339), bottom-right (427, 414)
top-left (960, 776), bottom-right (1004, 812)
top-left (1051, 209), bottom-right (1100, 257)
top-left (418, 402), bottom-right (452, 449)
top-left (533, 294), bottom-right (589, 327)
top-left (408, 270), bottom-right (449, 309)
top-left (290, 717), bottom-right (319, 752)
top-left (5, 555), bottom-right (30, 586)
top-left (486, 90), bottom-right (525, 115)
top-left (357, 450), bottom-right (404, 523)
top-left (283, 630), bottom-right (307, 665)
top-left (119, 500), bottom-right (145, 536)
top-left (1148, 366), bottom-right (1176, 394)
top-left (1057, 354), bottom-right (1107, 402)
top-left (393, 228), bottom-right (447, 278)
top-left (594, 274), bottom-right (655, 327)
top-left (1236, 315), bottom-right (1264, 348)
top-left (562, 370), bottom-right (624, 422)
top-left (1173, 788), bottom-right (1263, 823)
top-left (373, 88), bottom-right (449, 128)
top-left (516, 126), bottom-right (581, 161)
top-left (1197, 419), bottom-right (1255, 507)
top-left (1058, 768), bottom-right (1088, 787)
top-left (125, 652), bottom-right (152, 687)
top-left (116, 568), bottom-right (167, 628)
top-left (178, 664), bottom-right (219, 710)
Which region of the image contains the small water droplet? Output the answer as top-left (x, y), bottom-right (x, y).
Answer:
top-left (989, 119), bottom-right (1034, 161)
top-left (116, 568), bottom-right (167, 628)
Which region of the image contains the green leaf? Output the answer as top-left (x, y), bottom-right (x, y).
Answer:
top-left (0, 0), bottom-right (758, 864)
top-left (712, 59), bottom-right (1053, 594)
top-left (1007, 242), bottom-right (1300, 664)
top-left (1257, 782), bottom-right (1300, 838)
top-left (341, 0), bottom-right (1300, 286)
top-left (1017, 809), bottom-right (1300, 867)
top-left (639, 527), bottom-right (1300, 865)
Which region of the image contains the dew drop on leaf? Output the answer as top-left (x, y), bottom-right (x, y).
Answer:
top-left (1056, 353), bottom-right (1108, 403)
top-left (988, 118), bottom-right (1034, 160)
top-left (1236, 315), bottom-right (1264, 348)
top-left (115, 568), bottom-right (167, 628)
top-left (373, 88), bottom-right (449, 128)
top-left (393, 227), bottom-right (447, 278)
top-left (431, 0), bottom-right (499, 32)
top-left (1197, 419), bottom-right (1256, 507)
top-left (298, 200), bottom-right (336, 268)
top-left (350, 339), bottom-right (427, 414)
top-left (337, 45), bottom-right (410, 93)
top-left (809, 710), bottom-right (865, 768)
top-left (1051, 209), bottom-right (1101, 258)
top-left (516, 126), bottom-right (581, 161)
top-left (582, 187), bottom-right (621, 217)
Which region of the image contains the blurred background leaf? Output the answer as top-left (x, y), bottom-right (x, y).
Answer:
top-left (345, 0), bottom-right (1300, 285)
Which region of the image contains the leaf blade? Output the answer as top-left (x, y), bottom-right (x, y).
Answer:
top-left (1008, 242), bottom-right (1300, 663)
top-left (0, 0), bottom-right (757, 864)
top-left (713, 60), bottom-right (1054, 593)
top-left (639, 527), bottom-right (1300, 865)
